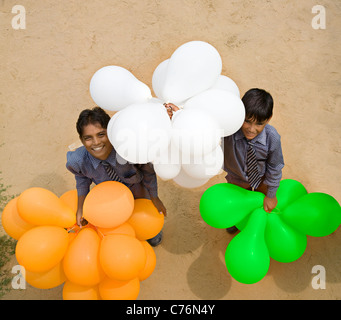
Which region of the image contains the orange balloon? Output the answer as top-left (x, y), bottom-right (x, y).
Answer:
top-left (16, 226), bottom-right (69, 273)
top-left (97, 222), bottom-right (136, 239)
top-left (63, 228), bottom-right (105, 286)
top-left (24, 262), bottom-right (66, 289)
top-left (66, 223), bottom-right (97, 241)
top-left (128, 199), bottom-right (164, 240)
top-left (68, 231), bottom-right (78, 243)
top-left (63, 281), bottom-right (100, 300)
top-left (1, 197), bottom-right (35, 240)
top-left (60, 189), bottom-right (78, 214)
top-left (86, 223), bottom-right (99, 232)
top-left (83, 181), bottom-right (134, 228)
top-left (99, 277), bottom-right (140, 300)
top-left (66, 223), bottom-right (82, 243)
top-left (138, 241), bottom-right (156, 281)
top-left (17, 187), bottom-right (76, 228)
top-left (100, 234), bottom-right (146, 281)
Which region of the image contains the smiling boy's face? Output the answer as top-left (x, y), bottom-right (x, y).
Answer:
top-left (241, 117), bottom-right (271, 140)
top-left (81, 122), bottom-right (112, 160)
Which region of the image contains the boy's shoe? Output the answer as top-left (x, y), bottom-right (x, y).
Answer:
top-left (226, 226), bottom-right (238, 234)
top-left (147, 230), bottom-right (163, 247)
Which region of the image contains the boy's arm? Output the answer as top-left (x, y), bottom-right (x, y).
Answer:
top-left (262, 135), bottom-right (284, 212)
top-left (66, 162), bottom-right (92, 197)
top-left (138, 163), bottom-right (158, 198)
top-left (76, 195), bottom-right (88, 227)
top-left (263, 136), bottom-right (284, 198)
top-left (66, 151), bottom-right (92, 197)
top-left (66, 151), bottom-right (92, 225)
top-left (67, 174), bottom-right (91, 226)
top-left (138, 163), bottom-right (167, 216)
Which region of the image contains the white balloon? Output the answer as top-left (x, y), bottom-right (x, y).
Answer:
top-left (171, 108), bottom-right (221, 157)
top-left (107, 111), bottom-right (129, 165)
top-left (170, 108), bottom-right (183, 122)
top-left (107, 111), bottom-right (120, 144)
top-left (148, 97), bottom-right (164, 104)
top-left (89, 66), bottom-right (151, 111)
top-left (184, 89), bottom-right (245, 137)
top-left (154, 162), bottom-right (181, 181)
top-left (182, 145), bottom-right (224, 179)
top-left (152, 59), bottom-right (169, 101)
top-left (162, 41), bottom-right (222, 104)
top-left (153, 140), bottom-right (181, 180)
top-left (211, 75), bottom-right (240, 97)
top-left (173, 168), bottom-right (209, 189)
top-left (109, 102), bottom-right (171, 164)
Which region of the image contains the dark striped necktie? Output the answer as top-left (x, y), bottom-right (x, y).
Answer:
top-left (246, 141), bottom-right (261, 189)
top-left (102, 161), bottom-right (122, 182)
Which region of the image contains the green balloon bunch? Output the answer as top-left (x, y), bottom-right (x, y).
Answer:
top-left (199, 179), bottom-right (341, 284)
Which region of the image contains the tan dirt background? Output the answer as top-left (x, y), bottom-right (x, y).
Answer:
top-left (1, 0), bottom-right (340, 300)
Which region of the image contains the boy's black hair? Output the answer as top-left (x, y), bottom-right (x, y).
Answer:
top-left (76, 106), bottom-right (111, 137)
top-left (242, 88), bottom-right (273, 123)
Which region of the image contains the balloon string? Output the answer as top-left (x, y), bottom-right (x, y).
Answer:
top-left (68, 223), bottom-right (107, 239)
top-left (67, 225), bottom-right (77, 233)
top-left (94, 226), bottom-right (105, 239)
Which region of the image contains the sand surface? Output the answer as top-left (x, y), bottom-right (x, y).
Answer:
top-left (1, 0), bottom-right (340, 300)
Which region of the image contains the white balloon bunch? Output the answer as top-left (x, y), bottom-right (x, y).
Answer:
top-left (89, 41), bottom-right (245, 188)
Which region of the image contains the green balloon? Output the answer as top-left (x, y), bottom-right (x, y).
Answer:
top-left (225, 208), bottom-right (270, 284)
top-left (281, 192), bottom-right (341, 237)
top-left (200, 183), bottom-right (264, 228)
top-left (276, 179), bottom-right (308, 211)
top-left (235, 214), bottom-right (250, 231)
top-left (265, 211), bottom-right (307, 263)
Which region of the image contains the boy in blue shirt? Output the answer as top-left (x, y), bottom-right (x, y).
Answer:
top-left (66, 107), bottom-right (166, 246)
top-left (165, 88), bottom-right (284, 233)
top-left (222, 88), bottom-right (284, 232)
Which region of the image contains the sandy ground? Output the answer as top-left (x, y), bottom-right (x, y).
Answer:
top-left (1, 0), bottom-right (341, 300)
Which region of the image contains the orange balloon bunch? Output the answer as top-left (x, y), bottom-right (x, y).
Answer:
top-left (2, 181), bottom-right (164, 300)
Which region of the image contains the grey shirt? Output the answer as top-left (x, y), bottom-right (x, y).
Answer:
top-left (223, 124), bottom-right (284, 198)
top-left (66, 146), bottom-right (158, 199)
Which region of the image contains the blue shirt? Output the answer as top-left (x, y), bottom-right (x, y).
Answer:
top-left (223, 124), bottom-right (284, 198)
top-left (66, 146), bottom-right (158, 198)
